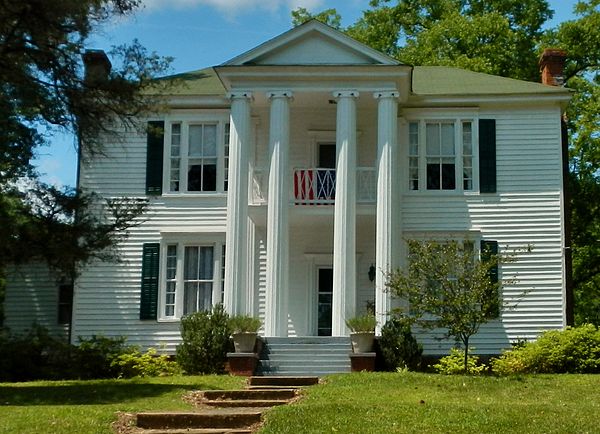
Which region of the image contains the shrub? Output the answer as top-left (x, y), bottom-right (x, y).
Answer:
top-left (346, 313), bottom-right (377, 332)
top-left (229, 315), bottom-right (261, 333)
top-left (176, 304), bottom-right (233, 374)
top-left (111, 348), bottom-right (181, 378)
top-left (433, 348), bottom-right (486, 375)
top-left (75, 335), bottom-right (134, 379)
top-left (378, 316), bottom-right (422, 371)
top-left (492, 324), bottom-right (600, 375)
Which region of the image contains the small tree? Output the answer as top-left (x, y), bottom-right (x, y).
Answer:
top-left (387, 240), bottom-right (516, 372)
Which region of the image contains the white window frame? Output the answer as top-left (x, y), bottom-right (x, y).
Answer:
top-left (162, 111), bottom-right (230, 195)
top-left (158, 234), bottom-right (226, 321)
top-left (404, 110), bottom-right (480, 194)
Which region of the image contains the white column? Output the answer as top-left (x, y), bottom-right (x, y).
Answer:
top-left (332, 90), bottom-right (359, 336)
top-left (265, 90), bottom-right (293, 337)
top-left (374, 91), bottom-right (399, 334)
top-left (224, 91), bottom-right (252, 315)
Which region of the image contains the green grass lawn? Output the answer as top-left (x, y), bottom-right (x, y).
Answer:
top-left (260, 372), bottom-right (600, 434)
top-left (2, 373), bottom-right (599, 434)
top-left (0, 375), bottom-right (244, 434)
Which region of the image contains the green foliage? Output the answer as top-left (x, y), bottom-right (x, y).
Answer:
top-left (387, 240), bottom-right (509, 371)
top-left (110, 348), bottom-right (180, 378)
top-left (345, 313), bottom-right (377, 332)
top-left (491, 324), bottom-right (600, 375)
top-left (176, 304), bottom-right (233, 374)
top-left (75, 335), bottom-right (134, 379)
top-left (378, 316), bottom-right (423, 370)
top-left (291, 7), bottom-right (342, 28)
top-left (433, 348), bottom-right (487, 375)
top-left (229, 315), bottom-right (261, 333)
top-left (0, 0), bottom-right (169, 283)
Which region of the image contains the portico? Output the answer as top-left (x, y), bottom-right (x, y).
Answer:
top-left (216, 20), bottom-right (410, 337)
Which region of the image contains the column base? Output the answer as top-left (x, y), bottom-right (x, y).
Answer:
top-left (349, 352), bottom-right (376, 372)
top-left (226, 353), bottom-right (259, 376)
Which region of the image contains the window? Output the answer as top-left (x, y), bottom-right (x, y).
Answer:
top-left (160, 241), bottom-right (225, 319)
top-left (165, 120), bottom-right (228, 193)
top-left (57, 283), bottom-right (73, 325)
top-left (408, 119), bottom-right (476, 192)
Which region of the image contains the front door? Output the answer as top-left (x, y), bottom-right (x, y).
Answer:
top-left (317, 267), bottom-right (333, 336)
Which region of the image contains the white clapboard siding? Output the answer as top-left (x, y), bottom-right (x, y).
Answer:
top-left (4, 264), bottom-right (68, 338)
top-left (69, 102), bottom-right (566, 355)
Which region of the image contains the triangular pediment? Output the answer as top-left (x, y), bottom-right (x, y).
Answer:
top-left (223, 20), bottom-right (401, 66)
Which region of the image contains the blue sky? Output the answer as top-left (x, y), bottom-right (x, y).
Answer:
top-left (35, 0), bottom-right (579, 188)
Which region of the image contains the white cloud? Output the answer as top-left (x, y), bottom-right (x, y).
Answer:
top-left (142, 0), bottom-right (324, 17)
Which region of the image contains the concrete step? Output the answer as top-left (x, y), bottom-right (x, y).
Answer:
top-left (248, 376), bottom-right (319, 387)
top-left (263, 337), bottom-right (351, 344)
top-left (203, 389), bottom-right (297, 401)
top-left (136, 410), bottom-right (262, 430)
top-left (204, 399), bottom-right (289, 408)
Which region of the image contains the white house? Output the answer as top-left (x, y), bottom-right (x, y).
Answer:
top-left (4, 21), bottom-right (572, 356)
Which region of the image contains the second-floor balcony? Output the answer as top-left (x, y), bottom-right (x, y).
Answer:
top-left (251, 167), bottom-right (376, 206)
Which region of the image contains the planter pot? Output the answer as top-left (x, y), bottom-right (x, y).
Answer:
top-left (232, 332), bottom-right (258, 353)
top-left (350, 332), bottom-right (375, 353)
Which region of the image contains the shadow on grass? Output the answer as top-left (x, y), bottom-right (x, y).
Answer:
top-left (0, 381), bottom-right (225, 406)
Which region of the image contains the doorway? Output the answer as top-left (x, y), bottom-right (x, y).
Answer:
top-left (317, 267), bottom-right (333, 336)
top-left (318, 143), bottom-right (336, 169)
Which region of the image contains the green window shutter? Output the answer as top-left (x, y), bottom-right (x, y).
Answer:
top-left (140, 243), bottom-right (160, 320)
top-left (481, 240), bottom-right (499, 318)
top-left (146, 121), bottom-right (164, 195)
top-left (479, 119), bottom-right (496, 193)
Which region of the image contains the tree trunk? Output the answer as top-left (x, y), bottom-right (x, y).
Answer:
top-left (463, 336), bottom-right (470, 373)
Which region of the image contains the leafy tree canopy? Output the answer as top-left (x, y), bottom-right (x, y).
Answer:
top-left (0, 0), bottom-right (171, 324)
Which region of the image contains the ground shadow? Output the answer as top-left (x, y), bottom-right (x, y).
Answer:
top-left (0, 381), bottom-right (226, 406)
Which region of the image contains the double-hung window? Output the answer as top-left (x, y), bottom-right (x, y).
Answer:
top-left (165, 118), bottom-right (230, 194)
top-left (160, 241), bottom-right (225, 319)
top-left (408, 118), bottom-right (477, 192)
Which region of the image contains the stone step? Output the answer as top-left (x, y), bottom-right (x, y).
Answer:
top-left (262, 344), bottom-right (351, 352)
top-left (258, 370), bottom-right (348, 377)
top-left (248, 376), bottom-right (319, 387)
top-left (204, 399), bottom-right (289, 408)
top-left (136, 410), bottom-right (262, 430)
top-left (262, 337), bottom-right (351, 344)
top-left (203, 389), bottom-right (297, 401)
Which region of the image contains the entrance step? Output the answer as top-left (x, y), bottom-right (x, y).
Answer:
top-left (140, 430), bottom-right (252, 434)
top-left (247, 376), bottom-right (319, 387)
top-left (136, 409), bottom-right (262, 430)
top-left (257, 337), bottom-right (351, 376)
top-left (203, 389), bottom-right (297, 401)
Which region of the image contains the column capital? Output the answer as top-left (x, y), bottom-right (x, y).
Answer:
top-left (373, 90), bottom-right (400, 99)
top-left (333, 90), bottom-right (359, 99)
top-left (267, 90), bottom-right (293, 99)
top-left (227, 91), bottom-right (253, 101)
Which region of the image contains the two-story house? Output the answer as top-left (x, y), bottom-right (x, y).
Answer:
top-left (5, 21), bottom-right (572, 359)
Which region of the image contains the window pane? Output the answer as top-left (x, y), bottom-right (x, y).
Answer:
top-left (441, 124), bottom-right (455, 155)
top-left (184, 246), bottom-right (199, 280)
top-left (462, 122), bottom-right (472, 155)
top-left (199, 246), bottom-right (214, 280)
top-left (189, 125), bottom-right (203, 156)
top-left (426, 123), bottom-right (440, 156)
top-left (198, 282), bottom-right (212, 311)
top-left (203, 163), bottom-right (217, 192)
top-left (203, 125), bottom-right (217, 157)
top-left (427, 162), bottom-right (440, 190)
top-left (183, 282), bottom-right (197, 315)
top-left (442, 160), bottom-right (456, 190)
top-left (188, 164), bottom-right (202, 191)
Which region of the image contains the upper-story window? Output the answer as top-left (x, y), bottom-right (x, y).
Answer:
top-left (166, 120), bottom-right (229, 193)
top-left (408, 119), bottom-right (476, 192)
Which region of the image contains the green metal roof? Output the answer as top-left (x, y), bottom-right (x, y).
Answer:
top-left (154, 67), bottom-right (225, 96)
top-left (412, 66), bottom-right (569, 96)
top-left (154, 65), bottom-right (569, 98)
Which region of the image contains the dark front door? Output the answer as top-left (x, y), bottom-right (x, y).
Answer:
top-left (317, 267), bottom-right (333, 336)
top-left (318, 143), bottom-right (336, 169)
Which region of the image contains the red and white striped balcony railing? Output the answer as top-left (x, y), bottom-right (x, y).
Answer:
top-left (293, 167), bottom-right (376, 205)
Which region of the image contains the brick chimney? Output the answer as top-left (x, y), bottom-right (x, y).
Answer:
top-left (82, 49), bottom-right (112, 85)
top-left (539, 48), bottom-right (567, 86)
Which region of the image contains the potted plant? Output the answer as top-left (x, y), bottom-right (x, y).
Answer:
top-left (229, 315), bottom-right (262, 353)
top-left (346, 313), bottom-right (377, 353)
